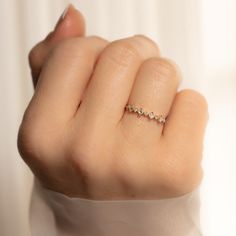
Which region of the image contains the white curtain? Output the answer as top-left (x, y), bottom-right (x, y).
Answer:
top-left (0, 0), bottom-right (235, 235)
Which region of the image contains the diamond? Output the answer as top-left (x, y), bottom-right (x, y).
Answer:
top-left (129, 105), bottom-right (134, 112)
top-left (125, 104), bottom-right (165, 124)
top-left (148, 112), bottom-right (155, 119)
top-left (138, 108), bottom-right (144, 115)
top-left (159, 116), bottom-right (165, 123)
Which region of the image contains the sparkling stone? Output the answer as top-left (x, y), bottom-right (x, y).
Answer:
top-left (154, 115), bottom-right (159, 120)
top-left (144, 111), bottom-right (149, 116)
top-left (129, 105), bottom-right (134, 112)
top-left (149, 112), bottom-right (155, 119)
top-left (159, 116), bottom-right (165, 123)
top-left (138, 108), bottom-right (144, 115)
top-left (133, 107), bottom-right (138, 112)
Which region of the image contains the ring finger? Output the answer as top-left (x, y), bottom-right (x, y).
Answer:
top-left (120, 57), bottom-right (181, 145)
top-left (78, 35), bottom-right (161, 128)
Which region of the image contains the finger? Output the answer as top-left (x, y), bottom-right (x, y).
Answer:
top-left (29, 4), bottom-right (86, 87)
top-left (121, 58), bottom-right (181, 144)
top-left (163, 89), bottom-right (209, 156)
top-left (26, 37), bottom-right (108, 127)
top-left (50, 4), bottom-right (86, 42)
top-left (79, 35), bottom-right (161, 127)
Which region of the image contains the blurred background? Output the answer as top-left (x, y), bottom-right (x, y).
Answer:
top-left (0, 0), bottom-right (236, 235)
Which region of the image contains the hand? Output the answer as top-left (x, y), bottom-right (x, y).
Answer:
top-left (18, 5), bottom-right (208, 200)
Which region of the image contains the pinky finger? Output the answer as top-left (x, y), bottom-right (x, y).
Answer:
top-left (163, 89), bottom-right (209, 154)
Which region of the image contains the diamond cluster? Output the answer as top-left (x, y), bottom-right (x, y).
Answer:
top-left (125, 104), bottom-right (166, 124)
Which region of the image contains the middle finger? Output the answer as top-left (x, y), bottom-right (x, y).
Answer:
top-left (78, 35), bottom-right (160, 127)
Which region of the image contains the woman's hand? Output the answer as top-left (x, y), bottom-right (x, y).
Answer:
top-left (18, 5), bottom-right (208, 200)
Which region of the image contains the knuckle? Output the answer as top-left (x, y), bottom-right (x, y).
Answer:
top-left (68, 141), bottom-right (104, 186)
top-left (102, 39), bottom-right (140, 67)
top-left (68, 145), bottom-right (93, 179)
top-left (68, 131), bottom-right (100, 169)
top-left (69, 141), bottom-right (94, 164)
top-left (17, 122), bottom-right (45, 163)
top-left (162, 156), bottom-right (202, 195)
top-left (17, 124), bottom-right (30, 160)
top-left (179, 89), bottom-right (209, 114)
top-left (143, 57), bottom-right (181, 85)
top-left (28, 43), bottom-right (44, 68)
top-left (17, 110), bottom-right (59, 163)
top-left (100, 35), bottom-right (160, 67)
top-left (133, 34), bottom-right (160, 54)
top-left (88, 35), bottom-right (108, 44)
top-left (51, 38), bottom-right (91, 59)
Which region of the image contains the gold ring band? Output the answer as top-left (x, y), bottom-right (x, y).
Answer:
top-left (125, 104), bottom-right (166, 124)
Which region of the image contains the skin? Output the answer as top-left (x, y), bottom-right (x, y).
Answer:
top-left (17, 5), bottom-right (208, 200)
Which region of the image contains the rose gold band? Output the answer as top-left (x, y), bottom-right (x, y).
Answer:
top-left (125, 104), bottom-right (166, 124)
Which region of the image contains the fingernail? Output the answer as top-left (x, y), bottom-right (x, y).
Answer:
top-left (54, 4), bottom-right (71, 30)
top-left (46, 4), bottom-right (76, 42)
top-left (61, 4), bottom-right (70, 20)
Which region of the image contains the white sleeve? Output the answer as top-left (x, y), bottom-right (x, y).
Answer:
top-left (30, 179), bottom-right (202, 236)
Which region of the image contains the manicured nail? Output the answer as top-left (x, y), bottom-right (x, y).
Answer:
top-left (54, 4), bottom-right (72, 30)
top-left (61, 4), bottom-right (70, 20)
top-left (46, 4), bottom-right (75, 41)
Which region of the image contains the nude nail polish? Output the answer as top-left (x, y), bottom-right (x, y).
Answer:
top-left (61, 4), bottom-right (70, 20)
top-left (54, 4), bottom-right (71, 30)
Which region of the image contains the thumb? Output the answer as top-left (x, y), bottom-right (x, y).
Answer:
top-left (29, 4), bottom-right (86, 87)
top-left (49, 4), bottom-right (86, 43)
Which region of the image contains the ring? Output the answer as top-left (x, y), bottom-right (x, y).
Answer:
top-left (125, 104), bottom-right (166, 124)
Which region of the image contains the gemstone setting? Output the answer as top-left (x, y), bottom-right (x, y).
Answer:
top-left (125, 104), bottom-right (166, 124)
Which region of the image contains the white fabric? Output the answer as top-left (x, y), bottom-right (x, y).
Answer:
top-left (30, 179), bottom-right (202, 236)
